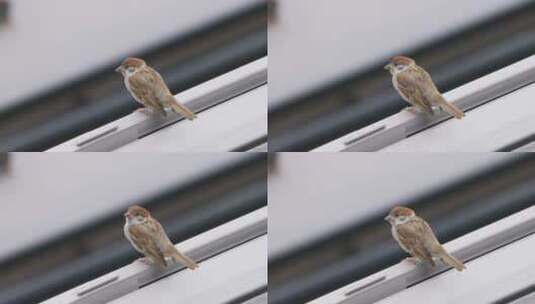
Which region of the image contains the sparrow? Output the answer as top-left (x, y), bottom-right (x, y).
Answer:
top-left (385, 56), bottom-right (465, 119)
top-left (124, 205), bottom-right (198, 270)
top-left (385, 206), bottom-right (465, 271)
top-left (116, 58), bottom-right (197, 120)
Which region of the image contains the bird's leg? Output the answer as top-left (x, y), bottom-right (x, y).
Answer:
top-left (135, 107), bottom-right (153, 116)
top-left (404, 257), bottom-right (420, 265)
top-left (404, 106), bottom-right (421, 114)
top-left (136, 257), bottom-right (153, 265)
top-left (162, 108), bottom-right (170, 117)
top-left (431, 256), bottom-right (442, 267)
top-left (164, 256), bottom-right (175, 267)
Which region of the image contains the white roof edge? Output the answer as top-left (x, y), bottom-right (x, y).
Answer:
top-left (309, 205), bottom-right (535, 304)
top-left (47, 57), bottom-right (268, 152)
top-left (313, 54), bottom-right (535, 152)
top-left (44, 206), bottom-right (267, 304)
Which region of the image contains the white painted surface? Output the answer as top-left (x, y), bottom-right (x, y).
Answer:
top-left (268, 0), bottom-right (529, 105)
top-left (377, 232), bottom-right (535, 304)
top-left (116, 85), bottom-right (267, 151)
top-left (0, 153), bottom-right (243, 260)
top-left (313, 55), bottom-right (535, 152)
top-left (381, 82), bottom-right (535, 152)
top-left (48, 57), bottom-right (267, 152)
top-left (111, 236), bottom-right (267, 304)
top-left (43, 208), bottom-right (267, 304)
top-left (310, 205), bottom-right (535, 304)
top-left (268, 153), bottom-right (514, 257)
top-left (0, 0), bottom-right (260, 109)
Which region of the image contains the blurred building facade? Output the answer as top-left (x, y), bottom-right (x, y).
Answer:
top-left (268, 153), bottom-right (535, 304)
top-left (0, 0), bottom-right (266, 151)
top-left (268, 0), bottom-right (535, 151)
top-left (0, 153), bottom-right (267, 304)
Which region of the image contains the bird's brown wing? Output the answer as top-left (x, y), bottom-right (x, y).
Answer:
top-left (396, 68), bottom-right (434, 115)
top-left (128, 224), bottom-right (167, 267)
top-left (416, 68), bottom-right (465, 119)
top-left (396, 219), bottom-right (435, 266)
top-left (128, 68), bottom-right (168, 115)
top-left (419, 220), bottom-right (447, 255)
top-left (141, 66), bottom-right (173, 95)
top-left (153, 220), bottom-right (199, 269)
top-left (153, 220), bottom-right (177, 255)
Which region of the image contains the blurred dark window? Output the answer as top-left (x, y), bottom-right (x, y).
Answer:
top-left (0, 153), bottom-right (7, 173)
top-left (268, 0), bottom-right (277, 22)
top-left (0, 1), bottom-right (8, 25)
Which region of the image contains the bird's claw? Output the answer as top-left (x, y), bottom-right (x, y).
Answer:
top-left (136, 257), bottom-right (153, 265)
top-left (404, 106), bottom-right (420, 114)
top-left (135, 108), bottom-right (152, 116)
top-left (404, 257), bottom-right (420, 265)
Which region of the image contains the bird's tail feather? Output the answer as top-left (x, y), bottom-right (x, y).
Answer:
top-left (437, 97), bottom-right (465, 119)
top-left (440, 252), bottom-right (465, 271)
top-left (171, 251), bottom-right (199, 270)
top-left (166, 96), bottom-right (197, 120)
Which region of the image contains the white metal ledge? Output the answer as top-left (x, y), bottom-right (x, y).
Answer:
top-left (115, 84), bottom-right (267, 152)
top-left (309, 205), bottom-right (535, 304)
top-left (112, 236), bottom-right (267, 304)
top-left (44, 207), bottom-right (267, 304)
top-left (48, 57), bottom-right (267, 152)
top-left (313, 55), bottom-right (535, 152)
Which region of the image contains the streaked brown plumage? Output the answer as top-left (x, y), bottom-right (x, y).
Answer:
top-left (116, 58), bottom-right (197, 120)
top-left (385, 56), bottom-right (465, 119)
top-left (124, 205), bottom-right (198, 270)
top-left (385, 206), bottom-right (465, 271)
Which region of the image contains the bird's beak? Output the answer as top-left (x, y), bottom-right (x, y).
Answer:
top-left (115, 66), bottom-right (123, 73)
top-left (384, 215), bottom-right (392, 222)
top-left (384, 63), bottom-right (392, 70)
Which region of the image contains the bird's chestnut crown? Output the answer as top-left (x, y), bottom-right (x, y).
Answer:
top-left (122, 58), bottom-right (145, 68)
top-left (390, 56), bottom-right (415, 67)
top-left (125, 205), bottom-right (150, 220)
top-left (384, 56), bottom-right (415, 73)
top-left (116, 58), bottom-right (145, 74)
top-left (385, 206), bottom-right (416, 223)
top-left (390, 206), bottom-right (415, 218)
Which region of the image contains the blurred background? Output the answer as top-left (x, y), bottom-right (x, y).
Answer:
top-left (0, 0), bottom-right (267, 151)
top-left (0, 152), bottom-right (267, 304)
top-left (268, 0), bottom-right (535, 151)
top-left (268, 153), bottom-right (535, 304)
